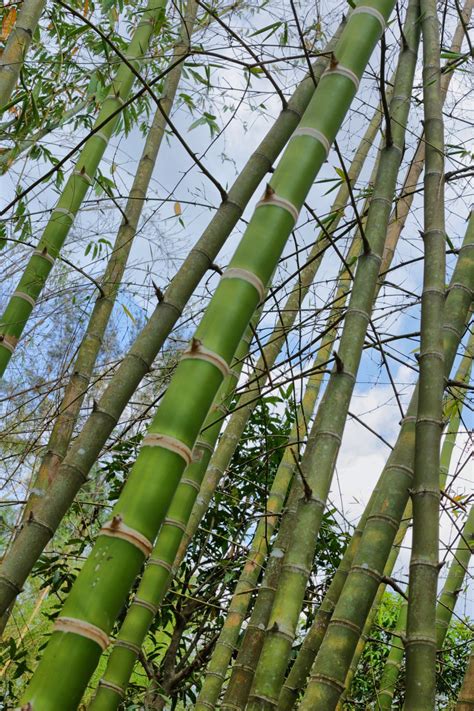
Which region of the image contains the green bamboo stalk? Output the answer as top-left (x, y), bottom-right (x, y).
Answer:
top-left (186, 101), bottom-right (385, 711)
top-left (246, 4), bottom-right (418, 706)
top-left (89, 315), bottom-right (256, 711)
top-left (0, 0), bottom-right (168, 376)
top-left (0, 0), bottom-right (45, 111)
top-left (21, 0), bottom-right (197, 520)
top-left (20, 5), bottom-right (391, 706)
top-left (377, 339), bottom-right (474, 710)
top-left (0, 31), bottom-right (340, 619)
top-left (299, 207), bottom-right (474, 710)
top-left (221, 480), bottom-right (304, 710)
top-left (404, 0), bottom-right (446, 704)
top-left (0, 0), bottom-right (197, 640)
top-left (457, 646), bottom-right (474, 709)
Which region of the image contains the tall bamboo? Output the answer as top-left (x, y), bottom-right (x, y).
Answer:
top-left (457, 647), bottom-right (474, 709)
top-left (0, 0), bottom-right (45, 111)
top-left (89, 315), bottom-right (257, 710)
top-left (21, 0), bottom-right (197, 520)
top-left (404, 0), bottom-right (446, 704)
top-left (0, 32), bottom-right (340, 618)
top-left (299, 207), bottom-right (474, 710)
top-left (20, 6), bottom-right (393, 706)
top-left (195, 127), bottom-right (385, 709)
top-left (377, 340), bottom-right (473, 710)
top-left (247, 3), bottom-right (419, 705)
top-left (0, 0), bottom-right (168, 376)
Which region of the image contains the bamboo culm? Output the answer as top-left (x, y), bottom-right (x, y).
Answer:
top-left (0, 0), bottom-right (168, 376)
top-left (20, 6), bottom-right (391, 707)
top-left (0, 0), bottom-right (45, 111)
top-left (405, 0), bottom-right (446, 704)
top-left (191, 97), bottom-right (385, 711)
top-left (247, 3), bottom-right (418, 706)
top-left (377, 337), bottom-right (474, 710)
top-left (300, 208), bottom-right (474, 710)
top-left (0, 31), bottom-right (341, 619)
top-left (89, 313), bottom-right (257, 711)
top-left (457, 646), bottom-right (474, 709)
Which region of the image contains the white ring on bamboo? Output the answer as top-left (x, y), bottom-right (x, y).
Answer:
top-left (323, 64), bottom-right (360, 91)
top-left (33, 248), bottom-right (55, 265)
top-left (181, 342), bottom-right (230, 379)
top-left (351, 5), bottom-right (386, 31)
top-left (149, 557), bottom-right (172, 572)
top-left (53, 206), bottom-right (75, 221)
top-left (115, 638), bottom-right (141, 655)
top-left (256, 194), bottom-right (299, 223)
top-left (54, 617), bottom-right (109, 650)
top-left (142, 433), bottom-right (193, 465)
top-left (180, 476), bottom-right (201, 492)
top-left (164, 517), bottom-right (187, 533)
top-left (220, 267), bottom-right (265, 302)
top-left (194, 439), bottom-right (214, 454)
top-left (0, 337), bottom-right (16, 353)
top-left (12, 291), bottom-right (36, 308)
top-left (94, 131), bottom-right (109, 144)
top-left (133, 598), bottom-right (157, 615)
top-left (292, 127), bottom-right (331, 157)
top-left (100, 519), bottom-right (153, 557)
top-left (73, 169), bottom-right (94, 186)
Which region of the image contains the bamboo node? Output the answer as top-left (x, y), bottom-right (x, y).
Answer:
top-left (330, 616), bottom-right (362, 635)
top-left (97, 679), bottom-right (125, 698)
top-left (180, 476), bottom-right (201, 492)
top-left (12, 291), bottom-right (36, 308)
top-left (182, 339), bottom-right (230, 379)
top-left (256, 191), bottom-right (299, 223)
top-left (308, 672), bottom-right (345, 693)
top-left (351, 563), bottom-right (382, 583)
top-left (73, 169), bottom-right (94, 186)
top-left (114, 638), bottom-right (141, 655)
top-left (133, 597), bottom-right (157, 615)
top-left (33, 248), bottom-right (55, 265)
top-left (164, 517), bottom-right (187, 533)
top-left (148, 557), bottom-right (172, 572)
top-left (292, 126), bottom-right (331, 157)
top-left (54, 616), bottom-right (109, 650)
top-left (100, 518), bottom-right (153, 557)
top-left (220, 267), bottom-right (266, 302)
top-left (142, 432), bottom-right (193, 465)
top-left (323, 63), bottom-right (360, 91)
top-left (351, 5), bottom-right (386, 31)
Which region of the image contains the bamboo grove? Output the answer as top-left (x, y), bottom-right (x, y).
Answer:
top-left (0, 0), bottom-right (472, 709)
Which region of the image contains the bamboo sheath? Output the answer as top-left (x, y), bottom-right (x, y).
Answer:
top-left (195, 129), bottom-right (384, 710)
top-left (0, 0), bottom-right (45, 111)
top-left (89, 314), bottom-right (258, 711)
top-left (0, 0), bottom-right (168, 377)
top-left (0, 31), bottom-right (341, 619)
top-left (300, 208), bottom-right (474, 710)
top-left (377, 341), bottom-right (474, 710)
top-left (246, 3), bottom-right (418, 706)
top-left (20, 0), bottom-right (198, 522)
top-left (405, 0), bottom-right (446, 705)
top-left (457, 647), bottom-right (474, 709)
top-left (20, 6), bottom-right (392, 707)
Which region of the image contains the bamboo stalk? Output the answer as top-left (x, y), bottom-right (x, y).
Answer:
top-left (300, 207), bottom-right (474, 710)
top-left (0, 0), bottom-right (168, 376)
top-left (0, 0), bottom-right (45, 111)
top-left (19, 5), bottom-right (391, 705)
top-left (0, 32), bottom-right (340, 619)
top-left (377, 338), bottom-right (474, 710)
top-left (89, 315), bottom-right (257, 710)
top-left (404, 0), bottom-right (446, 704)
top-left (247, 3), bottom-right (419, 705)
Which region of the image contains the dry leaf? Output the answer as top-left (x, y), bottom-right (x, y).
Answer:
top-left (174, 201), bottom-right (182, 216)
top-left (1, 7), bottom-right (17, 42)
